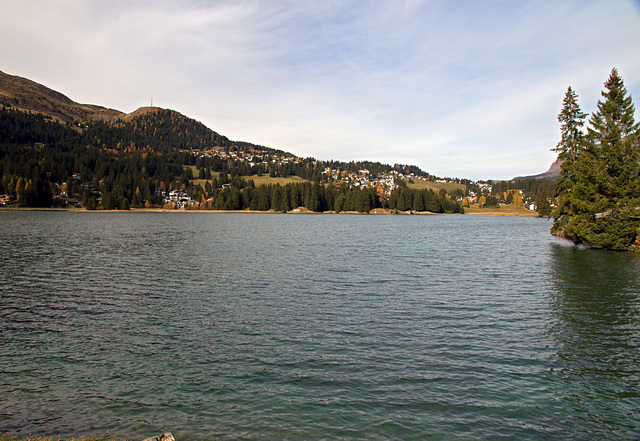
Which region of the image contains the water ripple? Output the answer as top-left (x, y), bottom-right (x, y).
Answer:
top-left (1, 212), bottom-right (639, 440)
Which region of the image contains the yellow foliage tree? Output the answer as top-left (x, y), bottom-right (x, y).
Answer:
top-left (513, 192), bottom-right (524, 207)
top-left (132, 186), bottom-right (143, 207)
top-left (478, 195), bottom-right (486, 208)
top-left (15, 177), bottom-right (25, 197)
top-left (376, 184), bottom-right (387, 205)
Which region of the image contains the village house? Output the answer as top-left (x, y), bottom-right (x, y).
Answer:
top-left (163, 189), bottom-right (197, 209)
top-left (0, 194), bottom-right (15, 205)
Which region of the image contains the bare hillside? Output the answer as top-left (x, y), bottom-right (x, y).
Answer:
top-left (0, 70), bottom-right (123, 124)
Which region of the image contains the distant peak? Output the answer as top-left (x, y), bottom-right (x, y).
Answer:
top-left (512, 160), bottom-right (561, 181)
top-left (124, 106), bottom-right (165, 120)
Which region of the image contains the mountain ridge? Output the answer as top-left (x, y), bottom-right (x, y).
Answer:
top-left (0, 69), bottom-right (554, 212)
top-left (0, 70), bottom-right (124, 124)
top-left (512, 160), bottom-right (560, 180)
top-left (0, 69), bottom-right (555, 181)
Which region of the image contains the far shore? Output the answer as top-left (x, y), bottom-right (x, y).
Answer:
top-left (462, 204), bottom-right (540, 217)
top-left (1, 205), bottom-right (539, 217)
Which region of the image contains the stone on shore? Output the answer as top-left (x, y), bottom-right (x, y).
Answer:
top-left (142, 433), bottom-right (174, 441)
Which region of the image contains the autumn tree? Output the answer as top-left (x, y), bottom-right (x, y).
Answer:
top-left (132, 186), bottom-right (143, 207)
top-left (513, 192), bottom-right (524, 207)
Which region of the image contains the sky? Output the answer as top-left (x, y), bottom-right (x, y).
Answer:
top-left (1, 1), bottom-right (639, 180)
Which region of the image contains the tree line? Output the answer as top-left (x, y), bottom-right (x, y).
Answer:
top-left (95, 175), bottom-right (461, 214)
top-left (180, 177), bottom-right (462, 213)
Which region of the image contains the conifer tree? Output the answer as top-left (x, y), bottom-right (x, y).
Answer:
top-left (554, 87), bottom-right (587, 185)
top-left (587, 68), bottom-right (639, 207)
top-left (413, 190), bottom-right (425, 212)
top-left (551, 87), bottom-right (587, 229)
top-left (551, 68), bottom-right (640, 250)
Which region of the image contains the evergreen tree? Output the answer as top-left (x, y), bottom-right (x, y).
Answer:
top-left (551, 87), bottom-right (587, 223)
top-left (334, 193), bottom-right (346, 213)
top-left (534, 191), bottom-right (551, 217)
top-left (555, 87), bottom-right (587, 165)
top-left (413, 191), bottom-right (425, 211)
top-left (485, 195), bottom-right (499, 208)
top-left (132, 186), bottom-right (143, 207)
top-left (551, 68), bottom-right (640, 250)
top-left (271, 185), bottom-right (283, 212)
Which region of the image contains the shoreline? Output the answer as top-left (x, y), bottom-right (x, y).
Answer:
top-left (0, 206), bottom-right (539, 217)
top-left (463, 211), bottom-right (539, 217)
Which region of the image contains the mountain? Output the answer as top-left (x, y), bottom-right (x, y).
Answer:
top-left (1, 68), bottom-right (547, 182)
top-left (112, 106), bottom-right (233, 152)
top-left (0, 70), bottom-right (123, 124)
top-left (0, 70), bottom-right (269, 155)
top-left (512, 160), bottom-right (560, 180)
top-left (0, 69), bottom-right (541, 213)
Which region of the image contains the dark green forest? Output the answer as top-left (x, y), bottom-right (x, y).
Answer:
top-left (191, 179), bottom-right (463, 214)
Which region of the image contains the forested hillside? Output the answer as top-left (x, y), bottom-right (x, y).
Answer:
top-left (0, 106), bottom-right (463, 213)
top-left (110, 107), bottom-right (232, 152)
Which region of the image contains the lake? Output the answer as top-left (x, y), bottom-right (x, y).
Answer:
top-left (1, 211), bottom-right (639, 440)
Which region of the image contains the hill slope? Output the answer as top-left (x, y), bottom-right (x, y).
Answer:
top-left (111, 106), bottom-right (232, 152)
top-left (0, 70), bottom-right (123, 124)
top-left (0, 70), bottom-right (269, 155)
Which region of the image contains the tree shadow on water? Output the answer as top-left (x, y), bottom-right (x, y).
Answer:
top-left (546, 243), bottom-right (640, 437)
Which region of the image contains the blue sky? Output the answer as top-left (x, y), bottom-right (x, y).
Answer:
top-left (1, 0), bottom-right (639, 180)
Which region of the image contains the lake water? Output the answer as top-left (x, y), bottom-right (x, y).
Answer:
top-left (1, 211), bottom-right (639, 440)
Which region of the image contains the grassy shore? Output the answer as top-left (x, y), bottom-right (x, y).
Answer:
top-left (2, 205), bottom-right (537, 216)
top-left (406, 179), bottom-right (466, 192)
top-left (463, 204), bottom-right (539, 216)
top-left (3, 202), bottom-right (539, 216)
top-left (190, 173), bottom-right (307, 188)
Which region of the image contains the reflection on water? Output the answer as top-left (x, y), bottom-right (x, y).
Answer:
top-left (548, 243), bottom-right (640, 436)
